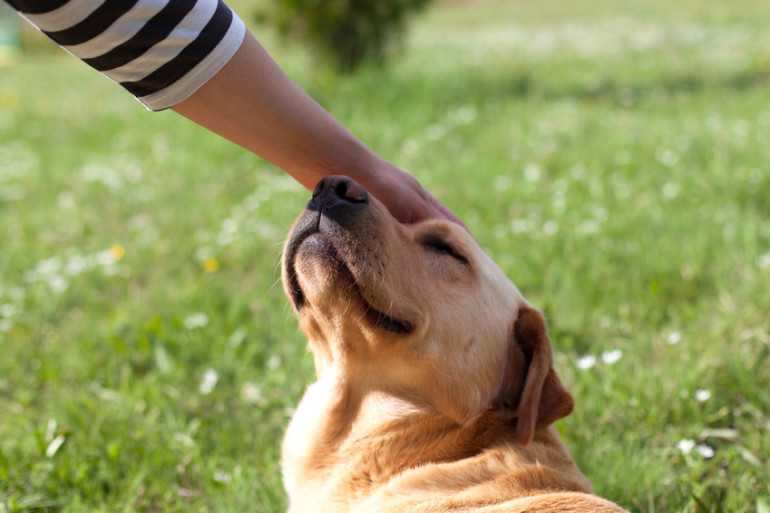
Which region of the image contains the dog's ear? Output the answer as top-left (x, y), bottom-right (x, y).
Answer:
top-left (496, 305), bottom-right (574, 445)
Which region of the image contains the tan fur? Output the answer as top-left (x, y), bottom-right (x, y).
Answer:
top-left (281, 176), bottom-right (628, 512)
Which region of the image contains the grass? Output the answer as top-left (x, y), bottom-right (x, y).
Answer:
top-left (1, 0), bottom-right (769, 511)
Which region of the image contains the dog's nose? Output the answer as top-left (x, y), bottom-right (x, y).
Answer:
top-left (311, 175), bottom-right (368, 205)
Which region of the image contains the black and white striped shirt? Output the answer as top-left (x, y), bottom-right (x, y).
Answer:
top-left (5, 0), bottom-right (246, 110)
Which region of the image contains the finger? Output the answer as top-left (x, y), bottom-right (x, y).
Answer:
top-left (421, 191), bottom-right (469, 232)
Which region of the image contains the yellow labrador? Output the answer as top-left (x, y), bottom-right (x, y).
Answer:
top-left (281, 176), bottom-right (627, 513)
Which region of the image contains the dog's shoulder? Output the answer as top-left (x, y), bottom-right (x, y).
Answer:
top-left (338, 411), bottom-right (596, 512)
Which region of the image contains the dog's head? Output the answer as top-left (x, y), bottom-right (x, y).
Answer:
top-left (282, 176), bottom-right (573, 444)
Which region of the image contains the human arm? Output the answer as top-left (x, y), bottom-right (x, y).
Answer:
top-left (171, 31), bottom-right (464, 225)
top-left (4, 0), bottom-right (463, 225)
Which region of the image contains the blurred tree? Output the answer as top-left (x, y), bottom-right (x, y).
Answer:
top-left (268, 0), bottom-right (432, 73)
top-left (0, 1), bottom-right (22, 65)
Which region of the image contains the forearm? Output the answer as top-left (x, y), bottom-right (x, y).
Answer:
top-left (6, 0), bottom-right (464, 225)
top-left (172, 32), bottom-right (384, 191)
top-left (170, 37), bottom-right (466, 227)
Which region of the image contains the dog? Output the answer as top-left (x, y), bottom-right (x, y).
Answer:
top-left (281, 175), bottom-right (628, 512)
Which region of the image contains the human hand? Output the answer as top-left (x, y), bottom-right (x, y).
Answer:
top-left (359, 162), bottom-right (468, 230)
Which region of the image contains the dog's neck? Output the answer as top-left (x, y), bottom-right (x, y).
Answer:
top-left (282, 375), bottom-right (591, 512)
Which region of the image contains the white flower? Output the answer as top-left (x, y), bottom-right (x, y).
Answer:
top-left (46, 435), bottom-right (66, 458)
top-left (694, 389), bottom-right (711, 402)
top-left (658, 149), bottom-right (679, 167)
top-left (576, 355), bottom-right (597, 370)
top-left (667, 331), bottom-right (682, 345)
top-left (676, 438), bottom-right (695, 454)
top-left (215, 231), bottom-right (234, 247)
top-left (593, 206), bottom-right (609, 221)
top-left (510, 218), bottom-right (534, 234)
top-left (493, 175), bottom-right (512, 191)
top-left (448, 105), bottom-right (477, 125)
top-left (48, 275), bottom-right (68, 293)
top-left (36, 257), bottom-right (62, 276)
top-left (46, 419), bottom-right (58, 442)
top-left (400, 139), bottom-right (419, 156)
top-left (579, 220), bottom-right (601, 235)
top-left (173, 432), bottom-right (195, 448)
top-left (213, 470), bottom-right (231, 484)
top-left (757, 252), bottom-right (770, 269)
top-left (543, 220), bottom-right (559, 236)
top-left (696, 444), bottom-right (715, 459)
top-left (241, 382), bottom-right (264, 405)
top-left (94, 249), bottom-right (118, 267)
top-left (0, 303), bottom-right (18, 318)
top-left (267, 355), bottom-right (282, 370)
top-left (601, 349), bottom-right (623, 365)
top-left (662, 182), bottom-right (680, 198)
top-left (57, 191), bottom-right (75, 210)
top-left (65, 255), bottom-right (89, 276)
top-left (425, 124), bottom-right (446, 141)
top-left (221, 218), bottom-right (238, 234)
top-left (184, 313), bottom-right (209, 330)
top-left (199, 369), bottom-right (219, 395)
top-left (524, 163), bottom-right (542, 182)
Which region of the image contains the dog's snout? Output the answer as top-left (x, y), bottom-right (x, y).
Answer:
top-left (311, 175), bottom-right (368, 207)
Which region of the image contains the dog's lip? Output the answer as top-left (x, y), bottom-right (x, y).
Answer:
top-left (285, 227), bottom-right (413, 335)
top-left (364, 304), bottom-right (413, 334)
top-left (284, 226), bottom-right (315, 311)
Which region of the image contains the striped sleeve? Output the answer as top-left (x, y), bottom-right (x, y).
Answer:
top-left (5, 0), bottom-right (246, 110)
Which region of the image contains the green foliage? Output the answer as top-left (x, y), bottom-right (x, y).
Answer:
top-left (2, 0), bottom-right (770, 511)
top-left (267, 0), bottom-right (431, 72)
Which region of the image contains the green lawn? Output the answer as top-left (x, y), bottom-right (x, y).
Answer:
top-left (1, 0), bottom-right (769, 511)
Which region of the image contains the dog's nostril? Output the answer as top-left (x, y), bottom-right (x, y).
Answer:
top-left (334, 179), bottom-right (367, 203)
top-left (314, 175), bottom-right (368, 204)
top-left (311, 177), bottom-right (327, 199)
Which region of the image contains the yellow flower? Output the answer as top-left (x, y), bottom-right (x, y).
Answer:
top-left (110, 244), bottom-right (125, 261)
top-left (0, 88), bottom-right (20, 108)
top-left (203, 257), bottom-right (219, 273)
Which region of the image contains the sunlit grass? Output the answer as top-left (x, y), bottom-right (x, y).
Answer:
top-left (1, 0), bottom-right (769, 511)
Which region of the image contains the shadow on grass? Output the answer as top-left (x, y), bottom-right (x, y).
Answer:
top-left (367, 65), bottom-right (770, 110)
top-left (515, 69), bottom-right (761, 105)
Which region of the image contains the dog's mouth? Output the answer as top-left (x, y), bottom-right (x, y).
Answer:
top-left (284, 229), bottom-right (413, 335)
top-left (364, 303), bottom-right (413, 334)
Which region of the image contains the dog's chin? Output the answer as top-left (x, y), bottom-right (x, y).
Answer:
top-left (289, 234), bottom-right (413, 335)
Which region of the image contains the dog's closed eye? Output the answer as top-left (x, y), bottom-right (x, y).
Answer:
top-left (422, 235), bottom-right (469, 264)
